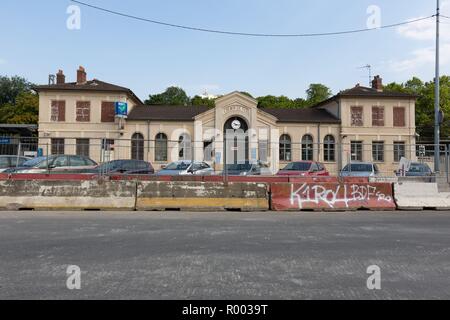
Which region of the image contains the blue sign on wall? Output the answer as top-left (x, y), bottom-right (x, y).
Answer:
top-left (0, 137), bottom-right (11, 144)
top-left (115, 102), bottom-right (128, 118)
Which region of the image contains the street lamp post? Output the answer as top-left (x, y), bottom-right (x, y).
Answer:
top-left (434, 0), bottom-right (441, 172)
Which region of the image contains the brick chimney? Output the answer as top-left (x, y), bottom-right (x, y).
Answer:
top-left (76, 66), bottom-right (87, 85)
top-left (372, 75), bottom-right (383, 92)
top-left (56, 70), bottom-right (65, 84)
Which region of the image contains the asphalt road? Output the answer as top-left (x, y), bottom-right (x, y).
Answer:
top-left (0, 210), bottom-right (449, 300)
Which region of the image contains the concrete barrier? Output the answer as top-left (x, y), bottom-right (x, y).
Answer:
top-left (0, 180), bottom-right (136, 211)
top-left (136, 181), bottom-right (269, 211)
top-left (394, 182), bottom-right (450, 210)
top-left (270, 182), bottom-right (395, 211)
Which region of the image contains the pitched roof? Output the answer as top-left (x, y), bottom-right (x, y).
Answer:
top-left (127, 105), bottom-right (211, 121)
top-left (127, 104), bottom-right (340, 123)
top-left (34, 79), bottom-right (143, 104)
top-left (260, 107), bottom-right (340, 123)
top-left (312, 85), bottom-right (417, 108)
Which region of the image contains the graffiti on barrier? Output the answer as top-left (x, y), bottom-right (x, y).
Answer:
top-left (290, 183), bottom-right (393, 209)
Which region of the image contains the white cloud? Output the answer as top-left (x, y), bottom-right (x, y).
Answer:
top-left (391, 1), bottom-right (450, 72)
top-left (0, 58), bottom-right (6, 65)
top-left (388, 44), bottom-right (450, 72)
top-left (397, 16), bottom-right (450, 41)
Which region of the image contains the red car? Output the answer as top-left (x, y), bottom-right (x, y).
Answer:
top-left (276, 161), bottom-right (329, 176)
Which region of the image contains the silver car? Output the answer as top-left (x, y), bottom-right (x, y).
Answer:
top-left (339, 162), bottom-right (380, 177)
top-left (156, 161), bottom-right (214, 176)
top-left (8, 155), bottom-right (97, 173)
top-left (0, 155), bottom-right (31, 172)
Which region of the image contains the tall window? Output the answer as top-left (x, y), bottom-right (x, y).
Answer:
top-left (372, 141), bottom-right (384, 162)
top-left (131, 133), bottom-right (144, 161)
top-left (323, 135), bottom-right (335, 162)
top-left (351, 106), bottom-right (363, 127)
top-left (76, 139), bottom-right (90, 157)
top-left (51, 101), bottom-right (65, 122)
top-left (258, 139), bottom-right (268, 162)
top-left (76, 101), bottom-right (91, 122)
top-left (279, 134), bottom-right (292, 161)
top-left (203, 140), bottom-right (213, 162)
top-left (302, 134), bottom-right (314, 161)
top-left (394, 142), bottom-right (406, 162)
top-left (178, 133), bottom-right (192, 160)
top-left (155, 133), bottom-right (168, 162)
top-left (101, 101), bottom-right (115, 122)
top-left (51, 138), bottom-right (65, 155)
top-left (393, 107), bottom-right (406, 127)
top-left (372, 106), bottom-right (384, 126)
top-left (351, 141), bottom-right (363, 161)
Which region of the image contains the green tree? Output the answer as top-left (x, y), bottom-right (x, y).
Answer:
top-left (385, 76), bottom-right (450, 141)
top-left (191, 95), bottom-right (216, 108)
top-left (257, 95), bottom-right (299, 109)
top-left (305, 83), bottom-right (332, 107)
top-left (0, 91), bottom-right (38, 124)
top-left (145, 86), bottom-right (190, 105)
top-left (0, 76), bottom-right (33, 105)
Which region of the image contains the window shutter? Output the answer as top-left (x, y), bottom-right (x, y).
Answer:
top-left (372, 106), bottom-right (384, 126)
top-left (394, 107), bottom-right (405, 127)
top-left (76, 101), bottom-right (90, 122)
top-left (351, 106), bottom-right (363, 126)
top-left (58, 101), bottom-right (65, 121)
top-left (101, 102), bottom-right (115, 122)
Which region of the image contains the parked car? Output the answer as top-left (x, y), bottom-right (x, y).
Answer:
top-left (156, 161), bottom-right (214, 176)
top-left (224, 161), bottom-right (271, 176)
top-left (6, 155), bottom-right (97, 173)
top-left (339, 162), bottom-right (380, 177)
top-left (395, 162), bottom-right (433, 177)
top-left (276, 161), bottom-right (329, 176)
top-left (0, 155), bottom-right (31, 172)
top-left (87, 159), bottom-right (154, 175)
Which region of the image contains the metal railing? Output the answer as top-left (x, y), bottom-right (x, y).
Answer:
top-left (1, 136), bottom-right (449, 180)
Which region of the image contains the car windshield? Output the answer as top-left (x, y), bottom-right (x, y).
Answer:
top-left (409, 164), bottom-right (427, 172)
top-left (22, 156), bottom-right (51, 167)
top-left (165, 162), bottom-right (191, 170)
top-left (96, 161), bottom-right (121, 171)
top-left (226, 164), bottom-right (252, 171)
top-left (282, 162), bottom-right (311, 171)
top-left (343, 164), bottom-right (373, 172)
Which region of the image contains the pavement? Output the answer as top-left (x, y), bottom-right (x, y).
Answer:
top-left (0, 210), bottom-right (449, 300)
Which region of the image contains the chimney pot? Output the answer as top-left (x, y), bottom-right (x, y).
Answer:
top-left (77, 66), bottom-right (87, 85)
top-left (56, 70), bottom-right (65, 84)
top-left (372, 75), bottom-right (383, 92)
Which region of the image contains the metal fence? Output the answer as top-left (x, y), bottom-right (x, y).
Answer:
top-left (1, 136), bottom-right (449, 178)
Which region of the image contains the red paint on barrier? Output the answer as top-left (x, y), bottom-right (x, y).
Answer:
top-left (270, 182), bottom-right (395, 211)
top-left (0, 173), bottom-right (98, 181)
top-left (288, 176), bottom-right (339, 184)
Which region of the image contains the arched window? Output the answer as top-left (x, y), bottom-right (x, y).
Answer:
top-left (302, 134), bottom-right (314, 161)
top-left (279, 134), bottom-right (292, 161)
top-left (155, 133), bottom-right (168, 162)
top-left (323, 135), bottom-right (335, 162)
top-left (131, 133), bottom-right (144, 160)
top-left (178, 133), bottom-right (192, 160)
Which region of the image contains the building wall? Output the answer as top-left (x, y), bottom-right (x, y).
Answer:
top-left (38, 91), bottom-right (138, 161)
top-left (36, 90), bottom-right (417, 175)
top-left (339, 97), bottom-right (417, 174)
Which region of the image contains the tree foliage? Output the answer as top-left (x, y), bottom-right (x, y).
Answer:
top-left (305, 83), bottom-right (333, 107)
top-left (385, 76), bottom-right (450, 141)
top-left (0, 76), bottom-right (38, 124)
top-left (144, 86), bottom-right (190, 105)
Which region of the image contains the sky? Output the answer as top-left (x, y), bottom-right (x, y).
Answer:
top-left (0, 0), bottom-right (449, 101)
